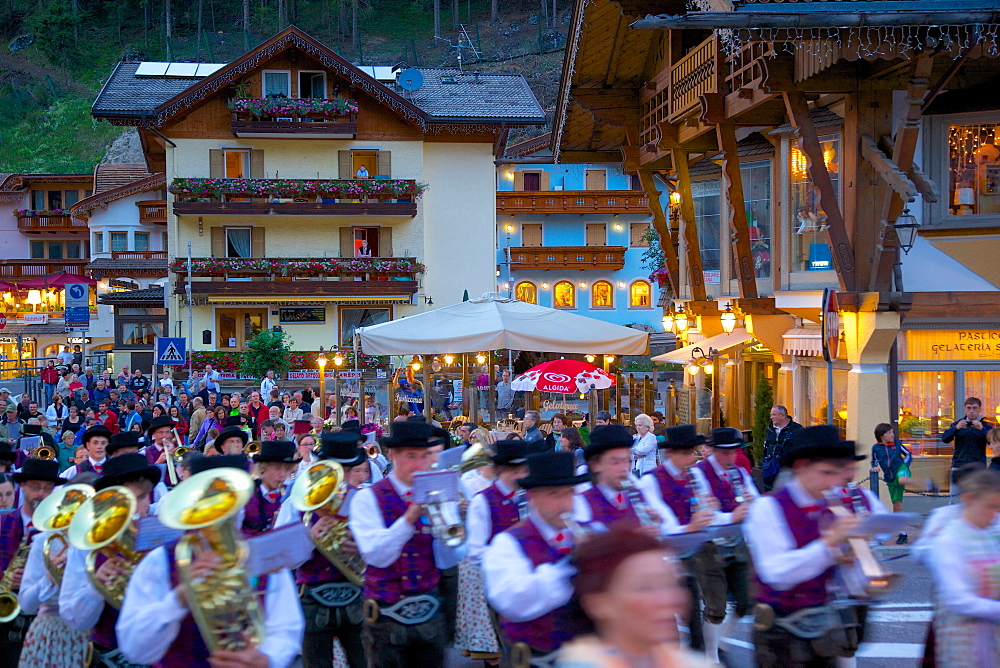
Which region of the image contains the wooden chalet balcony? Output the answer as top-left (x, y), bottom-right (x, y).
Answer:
top-left (229, 98), bottom-right (358, 137)
top-left (137, 200), bottom-right (167, 224)
top-left (1, 260), bottom-right (88, 279)
top-left (669, 35), bottom-right (720, 123)
top-left (497, 191), bottom-right (652, 215)
top-left (171, 178), bottom-right (421, 217)
top-left (16, 212), bottom-right (87, 232)
top-left (111, 251), bottom-right (168, 259)
top-left (171, 256), bottom-right (422, 299)
top-left (509, 246), bottom-right (627, 271)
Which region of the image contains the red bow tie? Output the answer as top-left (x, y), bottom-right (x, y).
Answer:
top-left (615, 493), bottom-right (625, 506)
top-left (503, 489), bottom-right (517, 500)
top-left (93, 464), bottom-right (103, 474)
top-left (264, 490), bottom-right (280, 503)
top-left (801, 504), bottom-right (824, 514)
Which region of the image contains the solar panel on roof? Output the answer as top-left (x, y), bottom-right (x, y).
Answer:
top-left (195, 64), bottom-right (226, 76)
top-left (165, 63), bottom-right (199, 77)
top-left (135, 62), bottom-right (170, 76)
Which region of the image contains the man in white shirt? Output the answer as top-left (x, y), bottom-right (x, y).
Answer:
top-left (260, 370), bottom-right (277, 399)
top-left (203, 364), bottom-right (220, 394)
top-left (349, 420), bottom-right (452, 666)
top-left (482, 450), bottom-right (593, 665)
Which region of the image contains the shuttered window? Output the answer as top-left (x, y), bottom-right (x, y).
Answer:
top-left (521, 224), bottom-right (542, 247)
top-left (586, 224), bottom-right (606, 246)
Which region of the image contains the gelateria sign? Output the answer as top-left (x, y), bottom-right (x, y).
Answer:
top-left (901, 330), bottom-right (1000, 360)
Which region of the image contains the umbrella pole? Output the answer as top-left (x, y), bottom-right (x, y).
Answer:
top-left (422, 355), bottom-right (432, 423)
top-left (588, 385), bottom-right (596, 431)
top-left (486, 353), bottom-right (495, 425)
top-left (461, 354), bottom-right (469, 418)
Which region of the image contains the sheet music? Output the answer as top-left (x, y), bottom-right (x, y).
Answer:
top-left (412, 470), bottom-right (460, 504)
top-left (435, 446), bottom-right (466, 471)
top-left (134, 515), bottom-right (185, 552)
top-left (19, 436), bottom-right (40, 453)
top-left (849, 512), bottom-right (917, 537)
top-left (246, 522), bottom-right (314, 576)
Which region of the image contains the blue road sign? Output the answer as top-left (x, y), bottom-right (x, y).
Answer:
top-left (155, 337), bottom-right (187, 365)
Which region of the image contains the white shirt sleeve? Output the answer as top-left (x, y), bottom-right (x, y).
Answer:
top-left (466, 493), bottom-right (494, 564)
top-left (632, 432), bottom-right (657, 459)
top-left (744, 495), bottom-right (836, 591)
top-left (19, 532), bottom-right (56, 615)
top-left (482, 531), bottom-right (576, 623)
top-left (59, 545), bottom-right (106, 631)
top-left (349, 486), bottom-right (416, 569)
top-left (258, 568), bottom-right (306, 667)
top-left (637, 473), bottom-right (683, 535)
top-left (861, 489), bottom-right (890, 515)
top-left (59, 464), bottom-right (78, 480)
top-left (572, 493), bottom-right (594, 524)
top-left (273, 500), bottom-right (314, 569)
top-left (930, 527), bottom-right (1000, 621)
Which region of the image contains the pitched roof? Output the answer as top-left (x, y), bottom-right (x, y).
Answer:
top-left (92, 27), bottom-right (544, 127)
top-left (86, 258), bottom-right (168, 276)
top-left (94, 164), bottom-right (152, 193)
top-left (70, 173), bottom-right (166, 221)
top-left (504, 132), bottom-right (553, 158)
top-left (97, 287), bottom-right (165, 305)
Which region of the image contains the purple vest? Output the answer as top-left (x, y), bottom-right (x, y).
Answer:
top-left (696, 460), bottom-right (739, 513)
top-left (90, 553), bottom-right (119, 648)
top-left (501, 519), bottom-right (589, 653)
top-left (363, 478), bottom-right (440, 604)
top-left (753, 487), bottom-right (834, 615)
top-left (0, 510), bottom-right (30, 571)
top-left (154, 545), bottom-right (269, 667)
top-left (481, 483), bottom-right (521, 540)
top-left (649, 467), bottom-right (692, 525)
top-left (241, 483), bottom-right (281, 537)
top-left (78, 458), bottom-right (106, 475)
top-left (144, 445), bottom-right (162, 466)
top-left (296, 512), bottom-right (345, 586)
top-left (581, 486), bottom-right (639, 527)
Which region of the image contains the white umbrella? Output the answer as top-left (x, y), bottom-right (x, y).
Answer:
top-left (357, 292), bottom-right (649, 355)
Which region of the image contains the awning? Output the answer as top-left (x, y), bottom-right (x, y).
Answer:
top-left (782, 328), bottom-right (823, 357)
top-left (652, 328), bottom-right (754, 364)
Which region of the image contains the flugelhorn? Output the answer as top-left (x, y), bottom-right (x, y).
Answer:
top-left (290, 460), bottom-right (365, 586)
top-left (30, 445), bottom-right (55, 461)
top-left (364, 444), bottom-right (380, 459)
top-left (425, 490), bottom-right (466, 547)
top-left (67, 485), bottom-right (143, 609)
top-left (619, 478), bottom-right (660, 528)
top-left (34, 483), bottom-right (95, 585)
top-left (159, 467), bottom-right (265, 653)
top-left (457, 442), bottom-right (491, 473)
top-left (823, 489), bottom-right (901, 597)
top-left (0, 534), bottom-right (31, 622)
top-left (246, 441), bottom-right (261, 457)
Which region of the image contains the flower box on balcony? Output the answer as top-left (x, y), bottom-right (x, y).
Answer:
top-left (170, 178), bottom-right (428, 201)
top-left (227, 97), bottom-right (359, 118)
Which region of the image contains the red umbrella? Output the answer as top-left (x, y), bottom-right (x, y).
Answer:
top-left (17, 272), bottom-right (97, 289)
top-left (511, 359), bottom-right (616, 394)
top-left (0, 281), bottom-right (20, 293)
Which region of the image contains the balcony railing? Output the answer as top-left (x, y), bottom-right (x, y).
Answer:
top-left (170, 178), bottom-right (424, 217)
top-left (668, 35), bottom-right (720, 122)
top-left (228, 97), bottom-right (358, 137)
top-left (137, 200), bottom-right (167, 224)
top-left (172, 256), bottom-right (423, 298)
top-left (111, 251), bottom-right (168, 259)
top-left (497, 191), bottom-right (652, 215)
top-left (16, 212), bottom-right (87, 231)
top-left (509, 246), bottom-right (627, 271)
top-left (1, 260), bottom-right (89, 279)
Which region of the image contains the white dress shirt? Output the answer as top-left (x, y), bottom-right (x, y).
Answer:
top-left (117, 543), bottom-right (303, 666)
top-left (572, 476), bottom-right (649, 524)
top-left (637, 460), bottom-right (715, 535)
top-left (19, 531), bottom-right (58, 616)
top-left (743, 478), bottom-right (837, 592)
top-left (60, 457), bottom-right (107, 479)
top-left (632, 431), bottom-right (659, 475)
top-left (483, 509), bottom-right (577, 623)
top-left (929, 517), bottom-right (1000, 620)
top-left (59, 545), bottom-right (106, 631)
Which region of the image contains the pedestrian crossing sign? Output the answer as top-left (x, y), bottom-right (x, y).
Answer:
top-left (155, 337), bottom-right (187, 365)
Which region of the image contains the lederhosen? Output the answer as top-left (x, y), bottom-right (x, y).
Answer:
top-left (152, 545), bottom-right (269, 667)
top-left (648, 466), bottom-right (706, 651)
top-left (297, 511), bottom-right (365, 668)
top-left (752, 488), bottom-right (862, 667)
top-left (0, 512), bottom-right (36, 668)
top-left (694, 459), bottom-right (752, 624)
top-left (361, 478), bottom-right (446, 668)
top-left (500, 519), bottom-right (592, 668)
top-left (240, 482), bottom-right (281, 538)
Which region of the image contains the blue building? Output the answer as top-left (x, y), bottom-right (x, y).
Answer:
top-left (495, 134), bottom-right (665, 331)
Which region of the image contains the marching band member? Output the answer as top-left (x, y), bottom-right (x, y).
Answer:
top-left (693, 428), bottom-right (760, 665)
top-left (59, 425), bottom-right (112, 478)
top-left (483, 450), bottom-right (594, 666)
top-left (573, 425), bottom-right (661, 534)
top-left (458, 439), bottom-right (531, 661)
top-left (116, 455), bottom-right (303, 667)
top-left (0, 459), bottom-right (63, 668)
top-left (242, 441), bottom-right (298, 538)
top-left (143, 415), bottom-right (178, 466)
top-left (17, 473), bottom-right (96, 667)
top-left (215, 420), bottom-right (252, 459)
top-left (636, 424), bottom-right (717, 651)
top-left (349, 421), bottom-right (453, 667)
top-left (744, 425), bottom-right (867, 667)
top-left (59, 451), bottom-right (160, 667)
top-left (276, 430), bottom-right (368, 667)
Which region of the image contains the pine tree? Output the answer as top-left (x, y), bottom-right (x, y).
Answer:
top-left (751, 369), bottom-right (774, 467)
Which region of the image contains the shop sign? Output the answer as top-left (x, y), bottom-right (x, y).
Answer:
top-left (67, 337), bottom-right (92, 344)
top-left (0, 337), bottom-right (15, 344)
top-left (902, 330), bottom-right (1000, 360)
top-left (22, 314), bottom-right (48, 325)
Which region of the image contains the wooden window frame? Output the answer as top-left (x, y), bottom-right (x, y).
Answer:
top-left (297, 70), bottom-right (327, 99)
top-left (591, 280), bottom-right (615, 310)
top-left (553, 280), bottom-right (576, 309)
top-left (514, 281), bottom-right (537, 304)
top-left (261, 69), bottom-right (292, 98)
top-left (628, 279), bottom-right (653, 309)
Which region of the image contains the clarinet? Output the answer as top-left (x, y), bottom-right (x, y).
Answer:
top-left (514, 490), bottom-right (529, 521)
top-left (620, 478), bottom-right (660, 528)
top-left (846, 482), bottom-right (870, 517)
top-left (728, 467), bottom-right (749, 505)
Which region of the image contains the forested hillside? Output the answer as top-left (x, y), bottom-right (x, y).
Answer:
top-left (0, 0), bottom-right (567, 172)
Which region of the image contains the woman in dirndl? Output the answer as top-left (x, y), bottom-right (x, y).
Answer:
top-left (929, 469), bottom-right (1000, 667)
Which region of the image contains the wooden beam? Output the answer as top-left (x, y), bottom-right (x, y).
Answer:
top-left (860, 135), bottom-right (918, 202)
top-left (906, 163), bottom-right (939, 203)
top-left (733, 297), bottom-right (785, 316)
top-left (870, 55), bottom-right (934, 292)
top-left (671, 148), bottom-right (708, 301)
top-left (704, 93), bottom-right (758, 299)
top-left (783, 91), bottom-right (857, 291)
top-left (572, 88), bottom-right (641, 127)
top-left (493, 126), bottom-right (510, 158)
top-left (637, 168), bottom-right (681, 298)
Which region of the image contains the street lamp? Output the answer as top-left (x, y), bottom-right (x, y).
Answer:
top-left (720, 304), bottom-right (737, 334)
top-left (585, 354), bottom-right (596, 363)
top-left (444, 354), bottom-right (454, 365)
top-left (317, 347), bottom-right (328, 419)
top-left (332, 349), bottom-right (344, 428)
top-left (893, 208), bottom-right (920, 255)
top-left (410, 356), bottom-right (422, 372)
top-left (674, 308), bottom-right (690, 334)
top-left (476, 353), bottom-right (486, 365)
top-left (661, 311), bottom-right (675, 333)
top-left (333, 351), bottom-right (344, 367)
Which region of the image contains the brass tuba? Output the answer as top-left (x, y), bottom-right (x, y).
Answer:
top-left (457, 442), bottom-right (492, 473)
top-left (245, 441), bottom-right (261, 457)
top-left (67, 486), bottom-right (143, 609)
top-left (30, 445), bottom-right (56, 461)
top-left (158, 467), bottom-right (265, 653)
top-left (290, 460), bottom-right (365, 586)
top-left (35, 483), bottom-right (95, 585)
top-left (0, 534), bottom-right (31, 623)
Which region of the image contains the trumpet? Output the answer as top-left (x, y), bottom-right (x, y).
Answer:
top-left (163, 429), bottom-right (180, 486)
top-left (67, 486), bottom-right (143, 609)
top-left (246, 441), bottom-right (261, 457)
top-left (364, 444), bottom-right (380, 459)
top-left (173, 446), bottom-right (189, 463)
top-left (30, 445), bottom-right (55, 461)
top-left (823, 489), bottom-right (900, 598)
top-left (159, 467), bottom-right (265, 653)
top-left (290, 460), bottom-right (365, 586)
top-left (424, 490), bottom-right (465, 547)
top-left (34, 484), bottom-right (95, 585)
top-left (0, 535), bottom-right (31, 623)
